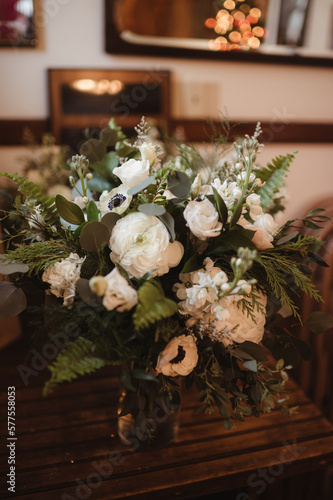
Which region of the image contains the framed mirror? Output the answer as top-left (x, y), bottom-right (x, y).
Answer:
top-left (105, 0), bottom-right (333, 66)
top-left (0, 0), bottom-right (37, 47)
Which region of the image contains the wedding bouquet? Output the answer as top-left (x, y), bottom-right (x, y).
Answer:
top-left (0, 118), bottom-right (331, 436)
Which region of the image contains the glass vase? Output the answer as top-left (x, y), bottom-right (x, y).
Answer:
top-left (117, 388), bottom-right (180, 450)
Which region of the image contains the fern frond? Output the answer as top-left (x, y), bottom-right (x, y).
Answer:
top-left (4, 241), bottom-right (70, 276)
top-left (256, 153), bottom-right (296, 210)
top-left (43, 337), bottom-right (111, 396)
top-left (0, 172), bottom-right (59, 226)
top-left (133, 280), bottom-right (178, 330)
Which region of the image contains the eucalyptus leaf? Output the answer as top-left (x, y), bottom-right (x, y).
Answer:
top-left (238, 341), bottom-right (269, 361)
top-left (243, 360), bottom-right (258, 372)
top-left (76, 278), bottom-right (102, 307)
top-left (182, 254), bottom-right (199, 273)
top-left (99, 127), bottom-right (118, 147)
top-left (276, 231), bottom-right (299, 246)
top-left (0, 282), bottom-right (27, 318)
top-left (158, 212), bottom-right (175, 241)
top-left (79, 138), bottom-right (106, 163)
top-left (132, 369), bottom-right (158, 382)
top-left (306, 311), bottom-right (333, 333)
top-left (127, 176), bottom-right (155, 195)
top-left (55, 195), bottom-right (85, 225)
top-left (80, 221), bottom-right (111, 253)
top-left (100, 212), bottom-right (122, 233)
top-left (0, 256), bottom-right (29, 275)
top-left (90, 151), bottom-right (119, 181)
top-left (138, 203), bottom-right (166, 216)
top-left (167, 170), bottom-right (191, 199)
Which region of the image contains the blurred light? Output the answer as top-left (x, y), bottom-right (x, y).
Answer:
top-left (239, 4), bottom-right (250, 14)
top-left (239, 20), bottom-right (251, 32)
top-left (250, 8), bottom-right (261, 19)
top-left (248, 36), bottom-right (260, 49)
top-left (229, 31), bottom-right (241, 43)
top-left (233, 11), bottom-right (245, 22)
top-left (205, 18), bottom-right (217, 29)
top-left (217, 9), bottom-right (229, 18)
top-left (224, 0), bottom-right (235, 9)
top-left (247, 14), bottom-right (258, 24)
top-left (252, 26), bottom-right (264, 37)
top-left (71, 79), bottom-right (124, 95)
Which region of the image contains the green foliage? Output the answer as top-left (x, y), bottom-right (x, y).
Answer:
top-left (0, 172), bottom-right (59, 226)
top-left (43, 337), bottom-right (110, 396)
top-left (256, 152), bottom-right (296, 210)
top-left (3, 241), bottom-right (70, 276)
top-left (133, 280), bottom-right (178, 330)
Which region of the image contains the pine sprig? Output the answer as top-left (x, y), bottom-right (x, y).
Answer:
top-left (0, 172), bottom-right (59, 226)
top-left (256, 153), bottom-right (296, 210)
top-left (3, 241), bottom-right (70, 276)
top-left (43, 337), bottom-right (111, 396)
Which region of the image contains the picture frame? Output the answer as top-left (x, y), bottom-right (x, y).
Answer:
top-left (0, 0), bottom-right (37, 47)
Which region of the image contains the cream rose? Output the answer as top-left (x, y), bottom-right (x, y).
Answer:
top-left (113, 159), bottom-right (150, 188)
top-left (155, 334), bottom-right (199, 377)
top-left (238, 213), bottom-right (277, 250)
top-left (109, 212), bottom-right (184, 279)
top-left (219, 292), bottom-right (267, 346)
top-left (183, 199), bottom-right (222, 240)
top-left (42, 252), bottom-right (84, 305)
top-left (90, 267), bottom-right (138, 312)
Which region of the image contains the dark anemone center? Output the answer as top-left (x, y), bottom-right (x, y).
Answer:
top-left (108, 194), bottom-right (126, 210)
top-left (170, 345), bottom-right (186, 364)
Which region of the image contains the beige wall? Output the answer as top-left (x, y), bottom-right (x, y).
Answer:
top-left (0, 0), bottom-right (332, 222)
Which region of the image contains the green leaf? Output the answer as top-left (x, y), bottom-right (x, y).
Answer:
top-left (276, 231), bottom-right (299, 246)
top-left (306, 311), bottom-right (333, 334)
top-left (88, 173), bottom-right (112, 193)
top-left (167, 170), bottom-right (191, 199)
top-left (79, 221), bottom-right (111, 253)
top-left (86, 200), bottom-right (99, 222)
top-left (55, 195), bottom-right (85, 225)
top-left (90, 151), bottom-right (119, 181)
top-left (133, 280), bottom-right (178, 330)
top-left (209, 187), bottom-right (228, 225)
top-left (0, 256), bottom-right (29, 275)
top-left (208, 227), bottom-right (257, 256)
top-left (76, 278), bottom-right (102, 307)
top-left (256, 152), bottom-right (296, 210)
top-left (182, 254), bottom-right (199, 273)
top-left (132, 369), bottom-right (158, 382)
top-left (127, 176), bottom-right (155, 196)
top-left (0, 282), bottom-right (27, 318)
top-left (237, 341), bottom-right (269, 361)
top-left (138, 203), bottom-right (166, 216)
top-left (99, 127), bottom-right (118, 147)
top-left (158, 212), bottom-right (176, 242)
top-left (79, 138), bottom-right (107, 163)
top-left (43, 337), bottom-right (109, 396)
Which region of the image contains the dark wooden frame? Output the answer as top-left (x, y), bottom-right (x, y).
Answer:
top-left (48, 68), bottom-right (171, 144)
top-left (104, 0), bottom-right (333, 67)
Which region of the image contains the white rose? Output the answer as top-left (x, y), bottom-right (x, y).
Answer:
top-left (183, 199), bottom-right (222, 240)
top-left (220, 292), bottom-right (267, 346)
top-left (113, 159), bottom-right (150, 188)
top-left (155, 334), bottom-right (199, 377)
top-left (254, 213), bottom-right (278, 238)
top-left (109, 212), bottom-right (184, 279)
top-left (42, 253), bottom-right (84, 305)
top-left (98, 184), bottom-right (132, 215)
top-left (238, 214), bottom-right (277, 251)
top-left (91, 268), bottom-right (138, 312)
top-left (139, 143), bottom-right (157, 167)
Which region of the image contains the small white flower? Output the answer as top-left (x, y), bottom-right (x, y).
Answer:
top-left (109, 212), bottom-right (184, 279)
top-left (99, 184), bottom-right (132, 215)
top-left (139, 142), bottom-right (157, 167)
top-left (155, 334), bottom-right (199, 377)
top-left (74, 196), bottom-right (86, 210)
top-left (246, 193), bottom-right (263, 221)
top-left (42, 253), bottom-right (84, 305)
top-left (113, 158), bottom-right (150, 188)
top-left (91, 268), bottom-right (138, 312)
top-left (184, 199), bottom-right (222, 241)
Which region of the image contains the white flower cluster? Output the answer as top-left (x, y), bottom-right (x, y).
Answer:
top-left (173, 257), bottom-right (266, 346)
top-left (42, 253), bottom-right (85, 306)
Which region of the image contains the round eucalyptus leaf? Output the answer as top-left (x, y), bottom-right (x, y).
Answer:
top-left (99, 127), bottom-right (118, 147)
top-left (79, 139), bottom-right (107, 163)
top-left (0, 282), bottom-right (27, 318)
top-left (127, 176), bottom-right (155, 195)
top-left (138, 203), bottom-right (166, 217)
top-left (100, 212), bottom-right (122, 232)
top-left (80, 221), bottom-right (111, 253)
top-left (158, 212), bottom-right (175, 241)
top-left (0, 256), bottom-right (29, 275)
top-left (167, 170), bottom-right (191, 199)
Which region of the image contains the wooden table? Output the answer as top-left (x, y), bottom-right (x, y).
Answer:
top-left (1, 338), bottom-right (333, 500)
